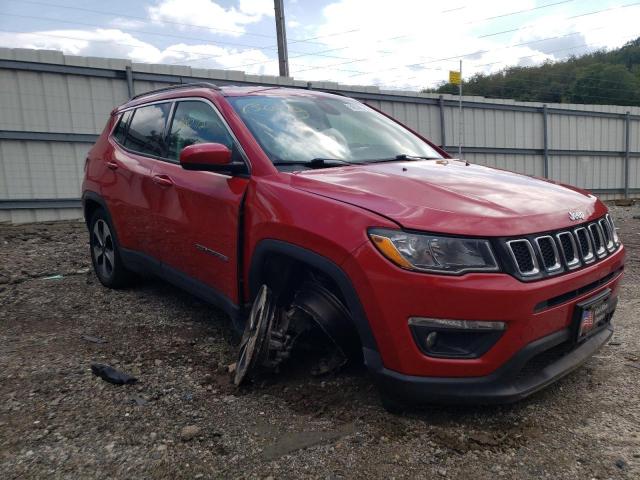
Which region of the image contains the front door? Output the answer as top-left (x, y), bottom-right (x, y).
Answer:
top-left (150, 99), bottom-right (249, 305)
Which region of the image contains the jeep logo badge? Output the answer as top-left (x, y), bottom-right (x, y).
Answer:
top-left (568, 210), bottom-right (585, 221)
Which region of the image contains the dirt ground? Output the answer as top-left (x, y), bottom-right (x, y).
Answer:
top-left (1, 205), bottom-right (639, 479)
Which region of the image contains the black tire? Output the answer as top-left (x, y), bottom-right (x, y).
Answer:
top-left (88, 209), bottom-right (133, 288)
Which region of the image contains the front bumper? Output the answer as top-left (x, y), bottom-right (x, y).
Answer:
top-left (344, 241), bottom-right (625, 378)
top-left (368, 324), bottom-right (613, 404)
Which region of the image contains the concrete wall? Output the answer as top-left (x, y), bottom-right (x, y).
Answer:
top-left (1, 48), bottom-right (639, 223)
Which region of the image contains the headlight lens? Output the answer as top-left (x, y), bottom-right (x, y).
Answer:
top-left (369, 228), bottom-right (499, 274)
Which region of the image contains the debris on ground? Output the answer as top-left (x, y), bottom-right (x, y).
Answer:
top-left (179, 425), bottom-right (201, 442)
top-left (81, 335), bottom-right (107, 344)
top-left (128, 395), bottom-right (148, 407)
top-left (261, 423), bottom-right (355, 460)
top-left (90, 363), bottom-right (138, 385)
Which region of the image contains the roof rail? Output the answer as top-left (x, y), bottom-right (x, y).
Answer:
top-left (130, 82), bottom-right (221, 101)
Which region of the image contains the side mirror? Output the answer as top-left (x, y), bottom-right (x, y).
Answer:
top-left (179, 143), bottom-right (232, 171)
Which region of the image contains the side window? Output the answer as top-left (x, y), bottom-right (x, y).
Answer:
top-left (112, 110), bottom-right (132, 145)
top-left (167, 101), bottom-right (236, 162)
top-left (124, 103), bottom-right (171, 157)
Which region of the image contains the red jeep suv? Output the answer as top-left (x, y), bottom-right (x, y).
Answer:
top-left (82, 82), bottom-right (625, 409)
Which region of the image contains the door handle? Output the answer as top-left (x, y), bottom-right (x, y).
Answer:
top-left (106, 161), bottom-right (119, 170)
top-left (152, 174), bottom-right (174, 187)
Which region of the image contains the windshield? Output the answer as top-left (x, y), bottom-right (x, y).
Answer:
top-left (227, 95), bottom-right (443, 164)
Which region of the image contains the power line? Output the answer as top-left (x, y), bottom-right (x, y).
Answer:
top-left (467, 0), bottom-right (575, 24)
top-left (1, 12), bottom-right (361, 62)
top-left (0, 0), bottom-right (618, 74)
top-left (5, 0), bottom-right (354, 46)
top-left (480, 0), bottom-right (640, 38)
top-left (335, 4), bottom-right (640, 81)
top-left (166, 1), bottom-right (573, 71)
top-left (227, 0), bottom-right (583, 72)
top-left (4, 0), bottom-right (638, 96)
top-left (0, 29), bottom-right (273, 63)
top-left (392, 39), bottom-right (640, 102)
top-left (381, 33), bottom-right (638, 92)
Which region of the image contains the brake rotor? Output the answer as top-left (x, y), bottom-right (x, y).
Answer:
top-left (234, 285), bottom-right (276, 386)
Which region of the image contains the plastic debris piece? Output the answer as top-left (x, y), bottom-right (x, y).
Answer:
top-left (91, 363), bottom-right (138, 385)
top-left (82, 335), bottom-right (107, 344)
top-left (43, 274), bottom-right (64, 280)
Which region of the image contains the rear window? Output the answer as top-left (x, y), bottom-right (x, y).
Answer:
top-left (124, 103), bottom-right (171, 157)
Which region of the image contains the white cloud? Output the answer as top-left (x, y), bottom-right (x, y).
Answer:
top-left (0, 29), bottom-right (163, 63)
top-left (285, 0), bottom-right (640, 90)
top-left (147, 0), bottom-right (272, 36)
top-left (108, 18), bottom-right (149, 30)
top-left (0, 28), bottom-right (276, 74)
top-left (2, 0), bottom-right (638, 92)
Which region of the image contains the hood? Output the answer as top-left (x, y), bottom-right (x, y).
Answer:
top-left (288, 159), bottom-right (606, 236)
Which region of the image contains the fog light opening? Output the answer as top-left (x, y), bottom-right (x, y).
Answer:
top-left (408, 317), bottom-right (506, 331)
top-left (408, 317), bottom-right (506, 359)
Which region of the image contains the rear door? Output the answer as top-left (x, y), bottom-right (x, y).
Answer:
top-left (102, 104), bottom-right (170, 255)
top-left (149, 98), bottom-right (250, 305)
top-left (114, 102), bottom-right (172, 258)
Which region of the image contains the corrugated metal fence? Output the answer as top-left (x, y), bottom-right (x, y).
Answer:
top-left (1, 48), bottom-right (639, 223)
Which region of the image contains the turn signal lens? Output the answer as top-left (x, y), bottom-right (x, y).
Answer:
top-left (370, 233), bottom-right (414, 269)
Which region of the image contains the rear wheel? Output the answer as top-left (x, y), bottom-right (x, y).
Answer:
top-left (89, 209), bottom-right (133, 288)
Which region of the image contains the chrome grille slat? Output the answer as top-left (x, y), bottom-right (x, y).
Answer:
top-left (506, 239), bottom-right (539, 276)
top-left (599, 218), bottom-right (615, 252)
top-left (588, 223), bottom-right (607, 258)
top-left (556, 231), bottom-right (580, 269)
top-left (534, 235), bottom-right (562, 273)
top-left (574, 227), bottom-right (595, 264)
top-left (606, 214), bottom-right (620, 246)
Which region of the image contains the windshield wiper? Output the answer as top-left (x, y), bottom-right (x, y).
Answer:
top-left (362, 154), bottom-right (439, 164)
top-left (273, 158), bottom-right (353, 169)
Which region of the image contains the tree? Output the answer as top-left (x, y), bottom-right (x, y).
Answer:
top-left (421, 37), bottom-right (640, 106)
top-left (566, 63), bottom-right (640, 105)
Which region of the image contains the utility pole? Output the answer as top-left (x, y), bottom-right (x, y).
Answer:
top-left (274, 0), bottom-right (289, 77)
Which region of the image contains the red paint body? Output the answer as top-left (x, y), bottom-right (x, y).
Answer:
top-left (83, 86), bottom-right (625, 388)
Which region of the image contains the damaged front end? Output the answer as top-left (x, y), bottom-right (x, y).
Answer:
top-left (234, 282), bottom-right (360, 386)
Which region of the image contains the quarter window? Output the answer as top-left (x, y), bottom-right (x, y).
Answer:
top-left (124, 103), bottom-right (171, 157)
top-left (112, 110), bottom-right (131, 145)
top-left (167, 101), bottom-right (236, 161)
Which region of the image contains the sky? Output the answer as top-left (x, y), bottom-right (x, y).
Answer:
top-left (0, 0), bottom-right (639, 91)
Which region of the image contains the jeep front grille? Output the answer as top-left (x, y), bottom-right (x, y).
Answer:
top-left (503, 215), bottom-right (620, 280)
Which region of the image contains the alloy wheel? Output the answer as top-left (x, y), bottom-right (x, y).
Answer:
top-left (92, 219), bottom-right (115, 280)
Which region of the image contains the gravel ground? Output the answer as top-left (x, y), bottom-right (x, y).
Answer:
top-left (1, 205), bottom-right (639, 479)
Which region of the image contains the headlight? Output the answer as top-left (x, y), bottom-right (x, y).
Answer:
top-left (368, 228), bottom-right (499, 274)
